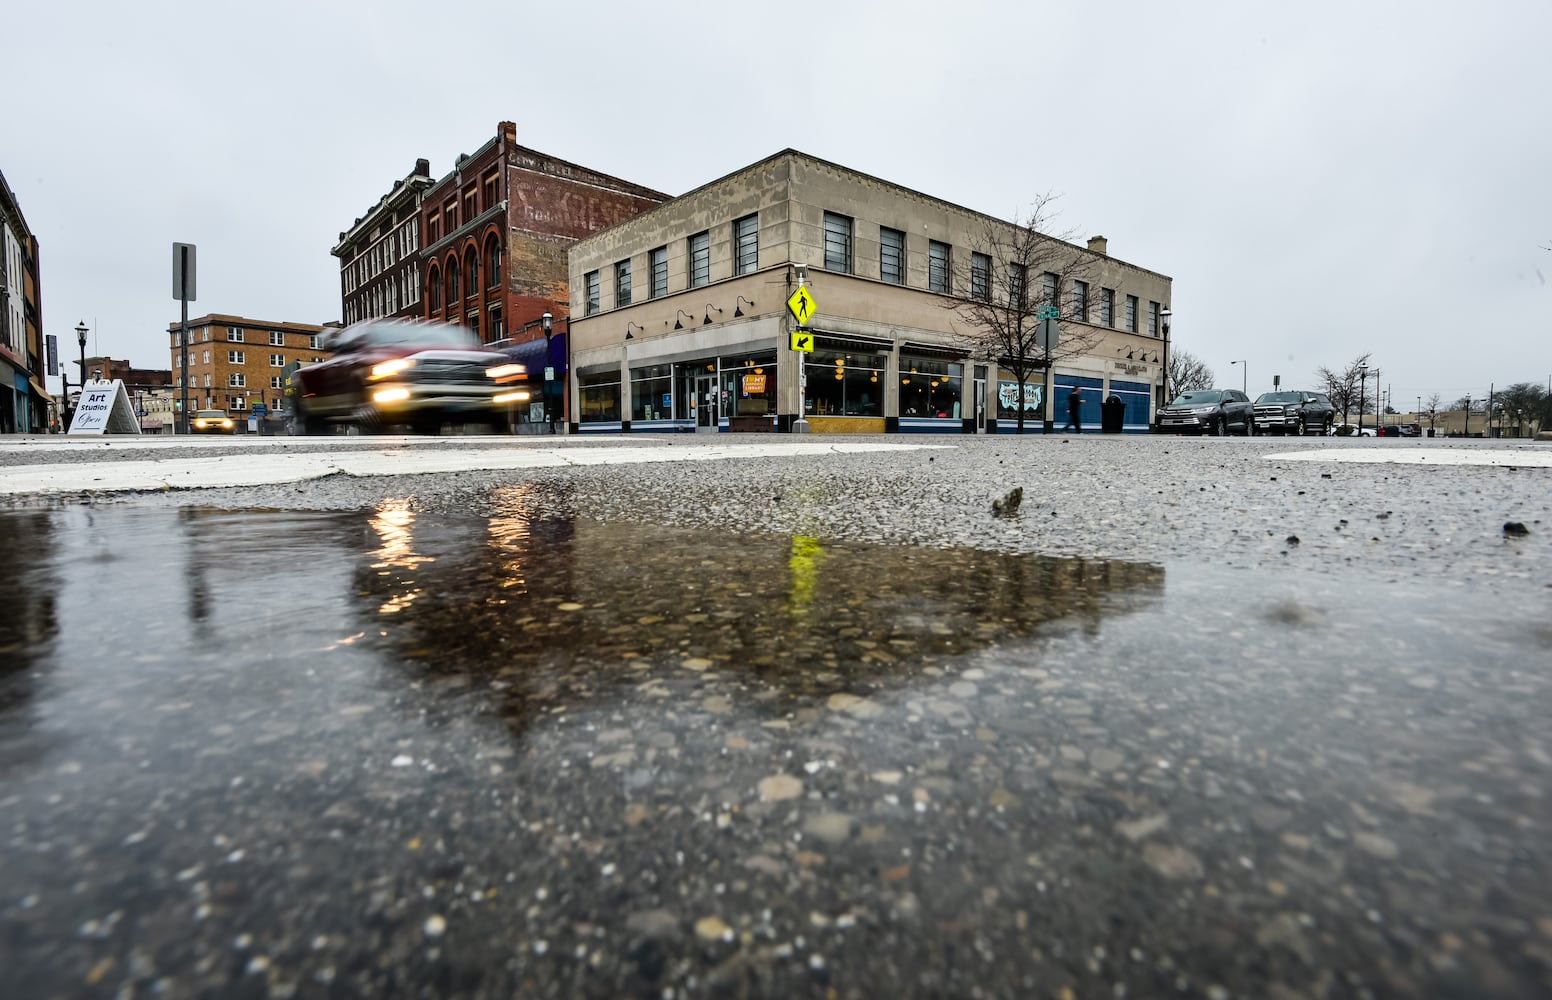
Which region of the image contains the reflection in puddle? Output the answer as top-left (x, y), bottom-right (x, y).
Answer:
top-left (350, 494), bottom-right (1166, 732)
top-left (2, 505), bottom-right (1546, 997)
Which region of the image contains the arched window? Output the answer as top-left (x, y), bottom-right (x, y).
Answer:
top-left (485, 235), bottom-right (501, 290)
top-left (464, 248), bottom-right (478, 298)
top-left (427, 264), bottom-right (441, 312)
top-left (447, 255), bottom-right (459, 305)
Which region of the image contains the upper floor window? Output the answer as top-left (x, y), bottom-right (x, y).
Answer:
top-left (1071, 281), bottom-right (1088, 322)
top-left (823, 213), bottom-right (853, 273)
top-left (615, 259), bottom-right (632, 307)
top-left (1041, 272), bottom-right (1059, 305)
top-left (585, 270), bottom-right (600, 315)
top-left (734, 215), bottom-right (759, 274)
top-left (1125, 295), bottom-right (1139, 332)
top-left (268, 330), bottom-right (284, 346)
top-left (1100, 288), bottom-right (1115, 328)
top-left (228, 350), bottom-right (245, 364)
top-left (228, 373), bottom-right (246, 387)
top-left (270, 354), bottom-right (285, 367)
top-left (1007, 264), bottom-right (1026, 309)
top-left (970, 252), bottom-right (991, 300)
top-left (465, 253), bottom-right (478, 297)
top-left (650, 246), bottom-right (668, 298)
top-left (688, 231), bottom-right (710, 288)
top-left (228, 327), bottom-right (244, 343)
top-left (879, 227), bottom-right (905, 285)
top-left (1148, 301), bottom-right (1161, 337)
top-left (927, 241), bottom-right (950, 294)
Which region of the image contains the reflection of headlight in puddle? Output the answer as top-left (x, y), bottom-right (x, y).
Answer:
top-left (493, 390), bottom-right (531, 404)
top-left (372, 387), bottom-right (411, 404)
top-left (379, 590), bottom-right (419, 614)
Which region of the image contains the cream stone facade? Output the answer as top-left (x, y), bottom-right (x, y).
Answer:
top-left (567, 151), bottom-right (1171, 434)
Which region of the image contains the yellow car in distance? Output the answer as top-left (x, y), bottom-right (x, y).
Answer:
top-left (191, 409), bottom-right (236, 434)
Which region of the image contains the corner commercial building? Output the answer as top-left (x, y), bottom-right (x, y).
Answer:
top-left (1, 169), bottom-right (50, 433)
top-left (566, 150), bottom-right (1171, 434)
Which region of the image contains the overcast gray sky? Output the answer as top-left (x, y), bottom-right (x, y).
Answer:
top-left (7, 0), bottom-right (1549, 411)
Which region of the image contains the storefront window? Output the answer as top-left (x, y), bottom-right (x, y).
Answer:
top-left (720, 352), bottom-right (778, 416)
top-left (899, 356), bottom-right (963, 418)
top-left (996, 368), bottom-right (1044, 422)
top-left (807, 348), bottom-right (884, 417)
top-left (631, 363), bottom-right (672, 421)
top-left (579, 371), bottom-right (621, 422)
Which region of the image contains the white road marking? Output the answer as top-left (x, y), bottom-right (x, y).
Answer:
top-left (0, 441), bottom-right (953, 496)
top-left (1271, 447), bottom-right (1552, 468)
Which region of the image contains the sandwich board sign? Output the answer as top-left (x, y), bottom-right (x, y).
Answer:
top-left (68, 380), bottom-right (143, 435)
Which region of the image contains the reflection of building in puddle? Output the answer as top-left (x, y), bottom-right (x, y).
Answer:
top-left (348, 513), bottom-right (1165, 728)
top-left (0, 511), bottom-right (61, 731)
top-left (369, 499), bottom-right (437, 616)
top-left (486, 486), bottom-right (537, 600)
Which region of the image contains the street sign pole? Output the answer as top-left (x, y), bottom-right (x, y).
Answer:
top-left (173, 243), bottom-right (196, 435)
top-left (1036, 306), bottom-right (1060, 434)
top-left (788, 269), bottom-right (813, 434)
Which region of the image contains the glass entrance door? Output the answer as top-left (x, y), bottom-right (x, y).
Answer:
top-left (695, 375), bottom-right (718, 431)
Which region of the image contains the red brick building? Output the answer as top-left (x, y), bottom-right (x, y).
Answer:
top-left (421, 122), bottom-right (669, 345)
top-left (332, 160), bottom-right (433, 325)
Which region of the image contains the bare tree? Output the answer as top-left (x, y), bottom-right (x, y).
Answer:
top-left (1315, 353), bottom-right (1373, 424)
top-left (944, 194), bottom-right (1105, 432)
top-left (1166, 349), bottom-right (1214, 398)
top-left (1493, 382), bottom-right (1548, 437)
top-left (1424, 393), bottom-right (1441, 432)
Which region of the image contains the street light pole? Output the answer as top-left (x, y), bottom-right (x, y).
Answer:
top-left (1158, 307), bottom-right (1172, 423)
top-left (1357, 364), bottom-right (1368, 436)
top-left (75, 320), bottom-right (90, 396)
top-left (541, 311), bottom-right (555, 435)
top-left (1230, 360), bottom-right (1246, 396)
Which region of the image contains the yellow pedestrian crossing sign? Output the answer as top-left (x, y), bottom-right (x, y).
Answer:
top-left (786, 285), bottom-right (816, 325)
top-left (790, 330), bottom-right (814, 353)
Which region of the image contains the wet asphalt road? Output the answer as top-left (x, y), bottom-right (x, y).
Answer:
top-left (1, 434), bottom-right (1549, 998)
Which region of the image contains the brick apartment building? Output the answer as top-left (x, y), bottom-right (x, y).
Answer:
top-left (168, 314), bottom-right (330, 419)
top-left (332, 160), bottom-right (433, 325)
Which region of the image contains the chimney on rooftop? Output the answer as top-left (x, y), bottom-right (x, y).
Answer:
top-left (500, 121), bottom-right (517, 145)
top-left (1087, 235), bottom-right (1108, 256)
top-left (414, 158), bottom-right (429, 177)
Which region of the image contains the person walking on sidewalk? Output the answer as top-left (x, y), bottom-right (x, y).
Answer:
top-left (1066, 387), bottom-right (1083, 433)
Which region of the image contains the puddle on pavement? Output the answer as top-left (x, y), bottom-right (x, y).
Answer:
top-left (1, 502), bottom-right (1548, 999)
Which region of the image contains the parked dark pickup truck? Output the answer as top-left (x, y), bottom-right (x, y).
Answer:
top-left (1253, 391), bottom-right (1335, 436)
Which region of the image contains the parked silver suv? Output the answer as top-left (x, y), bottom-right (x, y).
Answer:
top-left (1253, 391), bottom-right (1335, 436)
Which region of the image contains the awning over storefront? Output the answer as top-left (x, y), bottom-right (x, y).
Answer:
top-left (497, 333), bottom-right (567, 376)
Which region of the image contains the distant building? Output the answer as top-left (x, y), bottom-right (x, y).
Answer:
top-left (1, 169), bottom-right (49, 433)
top-left (82, 356), bottom-right (172, 391)
top-left (167, 314), bottom-right (330, 422)
top-left (332, 160), bottom-right (434, 325)
top-left (566, 150), bottom-right (1172, 434)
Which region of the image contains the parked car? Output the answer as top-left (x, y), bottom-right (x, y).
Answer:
top-left (288, 320), bottom-right (530, 434)
top-left (190, 409), bottom-right (235, 434)
top-left (1155, 389), bottom-right (1256, 435)
top-left (1253, 391), bottom-right (1335, 436)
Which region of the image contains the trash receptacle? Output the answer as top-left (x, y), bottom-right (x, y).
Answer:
top-left (1102, 394), bottom-right (1126, 434)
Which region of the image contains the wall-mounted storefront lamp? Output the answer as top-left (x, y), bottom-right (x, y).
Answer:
top-left (625, 321), bottom-right (644, 341)
top-left (1116, 347), bottom-right (1136, 360)
top-left (734, 296), bottom-right (754, 318)
top-left (703, 303), bottom-right (722, 325)
top-left (673, 309), bottom-right (693, 330)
